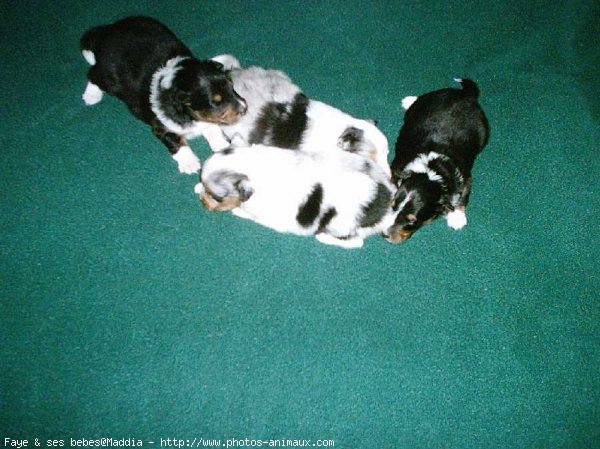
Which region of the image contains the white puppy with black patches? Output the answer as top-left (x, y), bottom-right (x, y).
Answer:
top-left (203, 55), bottom-right (391, 176)
top-left (195, 127), bottom-right (397, 249)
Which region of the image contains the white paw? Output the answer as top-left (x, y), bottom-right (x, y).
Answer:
top-left (173, 146), bottom-right (201, 174)
top-left (231, 208), bottom-right (253, 220)
top-left (401, 96), bottom-right (418, 110)
top-left (82, 49), bottom-right (96, 65)
top-left (202, 124), bottom-right (231, 152)
top-left (194, 183), bottom-right (205, 195)
top-left (446, 209), bottom-right (467, 230)
top-left (82, 82), bottom-right (103, 105)
top-left (210, 54), bottom-right (241, 70)
top-left (316, 233), bottom-right (364, 249)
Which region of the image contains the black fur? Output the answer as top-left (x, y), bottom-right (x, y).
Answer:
top-left (359, 183), bottom-right (393, 228)
top-left (80, 16), bottom-right (247, 167)
top-left (338, 126), bottom-right (365, 152)
top-left (388, 79), bottom-right (489, 242)
top-left (296, 184), bottom-right (323, 227)
top-left (317, 208), bottom-right (338, 233)
top-left (249, 93), bottom-right (309, 149)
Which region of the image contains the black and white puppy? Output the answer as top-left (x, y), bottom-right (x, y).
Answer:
top-left (80, 16), bottom-right (247, 173)
top-left (387, 78), bottom-right (489, 242)
top-left (195, 127), bottom-right (397, 249)
top-left (201, 54), bottom-right (391, 175)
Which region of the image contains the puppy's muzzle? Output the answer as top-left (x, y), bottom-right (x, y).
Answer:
top-left (218, 104), bottom-right (246, 124)
top-left (195, 184), bottom-right (242, 211)
top-left (383, 227), bottom-right (415, 243)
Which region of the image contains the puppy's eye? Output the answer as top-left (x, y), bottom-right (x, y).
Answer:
top-left (212, 94), bottom-right (222, 104)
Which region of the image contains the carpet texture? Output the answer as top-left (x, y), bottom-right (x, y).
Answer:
top-left (1, 1), bottom-right (599, 448)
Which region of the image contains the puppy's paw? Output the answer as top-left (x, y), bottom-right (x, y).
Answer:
top-left (316, 233), bottom-right (364, 249)
top-left (82, 82), bottom-right (103, 105)
top-left (401, 96), bottom-right (418, 110)
top-left (173, 146), bottom-right (201, 174)
top-left (194, 183), bottom-right (205, 196)
top-left (446, 209), bottom-right (467, 230)
top-left (231, 208), bottom-right (253, 220)
top-left (202, 125), bottom-right (231, 152)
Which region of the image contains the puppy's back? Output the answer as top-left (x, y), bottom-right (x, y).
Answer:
top-left (81, 16), bottom-right (192, 69)
top-left (394, 79), bottom-right (489, 173)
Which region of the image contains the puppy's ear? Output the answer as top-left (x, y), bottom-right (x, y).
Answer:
top-left (391, 188), bottom-right (408, 210)
top-left (235, 177), bottom-right (254, 202)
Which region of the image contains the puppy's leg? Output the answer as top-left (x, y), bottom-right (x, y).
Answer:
top-left (82, 81), bottom-right (103, 105)
top-left (231, 208), bottom-right (253, 220)
top-left (446, 177), bottom-right (472, 230)
top-left (152, 120), bottom-right (201, 174)
top-left (316, 233), bottom-right (364, 249)
top-left (202, 124), bottom-right (231, 152)
top-left (82, 66), bottom-right (106, 105)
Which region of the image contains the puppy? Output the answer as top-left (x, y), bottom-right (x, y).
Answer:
top-left (387, 78), bottom-right (489, 242)
top-left (80, 16), bottom-right (247, 173)
top-left (202, 54), bottom-right (391, 175)
top-left (195, 127), bottom-right (397, 249)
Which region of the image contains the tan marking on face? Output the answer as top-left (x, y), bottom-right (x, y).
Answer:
top-left (200, 191), bottom-right (242, 211)
top-left (212, 93), bottom-right (222, 103)
top-left (386, 228), bottom-right (414, 243)
top-left (191, 105), bottom-right (243, 125)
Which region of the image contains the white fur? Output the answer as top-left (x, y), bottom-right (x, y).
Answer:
top-left (401, 96), bottom-right (418, 110)
top-left (82, 50), bottom-right (96, 65)
top-left (82, 82), bottom-right (103, 105)
top-left (211, 54), bottom-right (241, 70)
top-left (199, 145), bottom-right (397, 248)
top-left (205, 58), bottom-right (391, 175)
top-left (404, 152), bottom-right (444, 182)
top-left (446, 208), bottom-right (467, 230)
top-left (316, 233), bottom-right (364, 249)
top-left (304, 101), bottom-right (390, 176)
top-left (202, 124), bottom-right (231, 151)
top-left (172, 146), bottom-right (201, 174)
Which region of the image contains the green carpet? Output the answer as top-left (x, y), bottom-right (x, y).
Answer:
top-left (2, 1), bottom-right (599, 448)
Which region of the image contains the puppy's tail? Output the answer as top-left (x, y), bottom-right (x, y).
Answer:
top-left (211, 54), bottom-right (241, 71)
top-left (454, 78), bottom-right (480, 98)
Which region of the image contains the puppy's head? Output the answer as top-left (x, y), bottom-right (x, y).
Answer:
top-left (174, 59), bottom-right (247, 125)
top-left (337, 126), bottom-right (378, 161)
top-left (197, 169), bottom-right (254, 211)
top-left (385, 172), bottom-right (450, 243)
top-left (339, 121), bottom-right (390, 176)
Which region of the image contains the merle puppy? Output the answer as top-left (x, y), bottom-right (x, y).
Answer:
top-left (195, 127), bottom-right (397, 249)
top-left (387, 78), bottom-right (489, 242)
top-left (201, 54), bottom-right (391, 176)
top-left (80, 16), bottom-right (247, 174)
